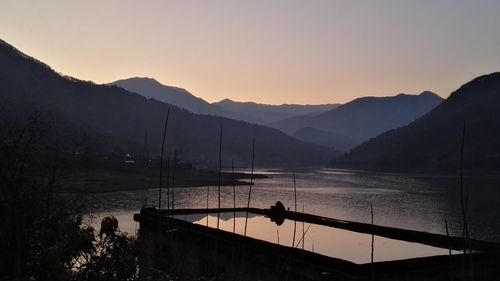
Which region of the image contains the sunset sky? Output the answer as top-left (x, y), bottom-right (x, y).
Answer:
top-left (1, 0), bottom-right (499, 104)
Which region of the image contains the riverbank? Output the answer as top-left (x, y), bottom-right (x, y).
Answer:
top-left (57, 162), bottom-right (267, 193)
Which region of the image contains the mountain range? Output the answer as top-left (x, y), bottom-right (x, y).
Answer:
top-left (3, 37), bottom-right (497, 174)
top-left (331, 72), bottom-right (500, 173)
top-left (110, 77), bottom-right (339, 125)
top-left (109, 77), bottom-right (221, 115)
top-left (212, 98), bottom-right (339, 124)
top-left (0, 39), bottom-right (334, 168)
top-left (269, 92), bottom-right (443, 151)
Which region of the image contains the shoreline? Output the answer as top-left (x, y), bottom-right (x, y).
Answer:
top-left (56, 166), bottom-right (268, 194)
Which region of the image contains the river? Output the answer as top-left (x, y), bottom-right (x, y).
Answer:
top-left (86, 168), bottom-right (500, 242)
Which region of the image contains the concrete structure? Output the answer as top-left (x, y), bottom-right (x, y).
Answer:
top-left (134, 207), bottom-right (500, 281)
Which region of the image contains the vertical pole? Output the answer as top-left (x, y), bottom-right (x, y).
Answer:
top-left (244, 138), bottom-right (256, 236)
top-left (460, 121), bottom-right (466, 255)
top-left (206, 185), bottom-right (210, 227)
top-left (371, 203), bottom-right (374, 281)
top-left (166, 152), bottom-right (171, 211)
top-left (232, 159), bottom-right (236, 233)
top-left (217, 126), bottom-right (222, 229)
top-left (158, 108), bottom-right (170, 210)
top-left (445, 219), bottom-right (453, 281)
top-left (302, 204), bottom-right (305, 250)
top-left (292, 171), bottom-right (297, 248)
top-left (171, 151), bottom-right (177, 213)
top-left (445, 219), bottom-right (452, 257)
top-left (459, 121), bottom-right (472, 281)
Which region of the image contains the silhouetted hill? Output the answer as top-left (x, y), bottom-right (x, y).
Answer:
top-left (269, 92), bottom-right (442, 151)
top-left (331, 72), bottom-right (500, 173)
top-left (111, 78), bottom-right (337, 125)
top-left (109, 77), bottom-right (223, 115)
top-left (0, 39), bottom-right (334, 168)
top-left (213, 98), bottom-right (340, 124)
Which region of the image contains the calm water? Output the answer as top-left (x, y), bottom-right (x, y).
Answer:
top-left (180, 213), bottom-right (460, 264)
top-left (86, 168), bottom-right (500, 262)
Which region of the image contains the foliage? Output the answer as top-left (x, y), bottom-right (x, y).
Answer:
top-left (73, 217), bottom-right (139, 281)
top-left (0, 112), bottom-right (138, 281)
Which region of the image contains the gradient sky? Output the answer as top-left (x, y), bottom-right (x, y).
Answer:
top-left (1, 0), bottom-right (499, 104)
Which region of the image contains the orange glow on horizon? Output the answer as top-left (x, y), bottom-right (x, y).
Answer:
top-left (1, 1), bottom-right (499, 104)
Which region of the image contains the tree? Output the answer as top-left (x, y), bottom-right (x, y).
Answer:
top-left (73, 217), bottom-right (139, 281)
top-left (0, 111), bottom-right (138, 281)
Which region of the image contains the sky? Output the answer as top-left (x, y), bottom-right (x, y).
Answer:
top-left (0, 1), bottom-right (499, 104)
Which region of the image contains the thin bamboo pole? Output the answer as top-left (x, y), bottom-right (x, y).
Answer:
top-left (460, 121), bottom-right (467, 256)
top-left (292, 171), bottom-right (297, 248)
top-left (166, 152), bottom-right (171, 211)
top-left (445, 219), bottom-right (453, 281)
top-left (371, 203), bottom-right (374, 281)
top-left (217, 126), bottom-right (222, 229)
top-left (232, 159), bottom-right (236, 234)
top-left (206, 185), bottom-right (210, 227)
top-left (157, 108), bottom-right (170, 210)
top-left (302, 204), bottom-right (305, 250)
top-left (243, 138), bottom-right (255, 237)
top-left (171, 151), bottom-right (177, 213)
top-left (295, 223), bottom-right (312, 248)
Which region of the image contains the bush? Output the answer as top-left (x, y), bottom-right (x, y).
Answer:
top-left (0, 112), bottom-right (138, 281)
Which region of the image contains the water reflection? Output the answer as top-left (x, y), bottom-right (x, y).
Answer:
top-left (186, 213), bottom-right (459, 264)
top-left (87, 168), bottom-right (500, 243)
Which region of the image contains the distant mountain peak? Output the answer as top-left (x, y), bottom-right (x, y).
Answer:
top-left (418, 91), bottom-right (442, 100)
top-left (112, 76), bottom-right (192, 93)
top-left (109, 77), bottom-right (210, 114)
top-left (130, 76), bottom-right (159, 83)
top-left (269, 91), bottom-right (443, 150)
top-left (218, 98), bottom-right (235, 104)
top-left (331, 72), bottom-right (500, 172)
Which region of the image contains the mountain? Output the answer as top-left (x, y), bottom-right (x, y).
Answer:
top-left (269, 92), bottom-right (443, 151)
top-left (213, 99), bottom-right (340, 124)
top-left (331, 72), bottom-right (500, 173)
top-left (111, 78), bottom-right (339, 125)
top-left (109, 77), bottom-right (221, 115)
top-left (0, 39), bottom-right (335, 168)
